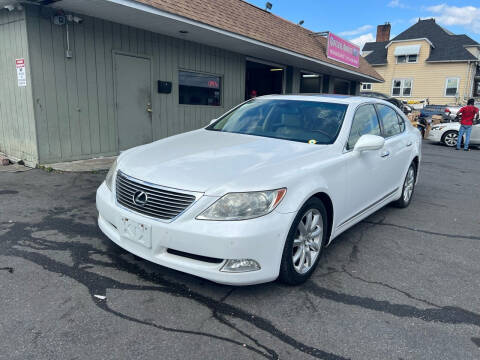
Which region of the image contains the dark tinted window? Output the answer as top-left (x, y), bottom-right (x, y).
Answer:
top-left (347, 104), bottom-right (381, 150)
top-left (376, 104), bottom-right (403, 137)
top-left (179, 71), bottom-right (221, 106)
top-left (208, 99), bottom-right (348, 144)
top-left (300, 75), bottom-right (322, 93)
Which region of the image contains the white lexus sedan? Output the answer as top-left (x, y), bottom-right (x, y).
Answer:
top-left (96, 95), bottom-right (421, 285)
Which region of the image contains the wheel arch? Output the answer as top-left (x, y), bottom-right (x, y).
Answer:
top-left (311, 192), bottom-right (334, 243)
top-left (412, 155), bottom-right (419, 172)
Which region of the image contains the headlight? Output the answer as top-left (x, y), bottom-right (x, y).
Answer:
top-left (105, 159), bottom-right (118, 191)
top-left (197, 188), bottom-right (287, 221)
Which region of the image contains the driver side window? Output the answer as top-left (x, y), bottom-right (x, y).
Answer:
top-left (347, 104), bottom-right (381, 150)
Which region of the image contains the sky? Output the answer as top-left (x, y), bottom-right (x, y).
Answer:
top-left (246, 0), bottom-right (480, 49)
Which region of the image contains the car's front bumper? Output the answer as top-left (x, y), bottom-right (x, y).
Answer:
top-left (426, 129), bottom-right (443, 142)
top-left (96, 182), bottom-right (295, 285)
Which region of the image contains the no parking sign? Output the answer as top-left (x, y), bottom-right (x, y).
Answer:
top-left (16, 58), bottom-right (26, 87)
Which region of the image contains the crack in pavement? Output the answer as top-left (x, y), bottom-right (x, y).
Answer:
top-left (341, 266), bottom-right (440, 309)
top-left (471, 337), bottom-right (480, 348)
top-left (338, 225), bottom-right (441, 309)
top-left (0, 212), bottom-right (348, 360)
top-left (308, 222), bottom-right (480, 327)
top-left (364, 220), bottom-right (480, 241)
top-left (304, 279), bottom-right (480, 327)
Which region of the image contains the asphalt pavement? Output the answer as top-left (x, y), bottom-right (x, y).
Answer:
top-left (0, 141), bottom-right (479, 360)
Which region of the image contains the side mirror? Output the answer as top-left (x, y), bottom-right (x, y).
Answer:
top-left (354, 134), bottom-right (385, 152)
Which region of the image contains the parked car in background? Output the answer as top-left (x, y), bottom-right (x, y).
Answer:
top-left (427, 121), bottom-right (480, 147)
top-left (360, 92), bottom-right (408, 114)
top-left (96, 95), bottom-right (422, 286)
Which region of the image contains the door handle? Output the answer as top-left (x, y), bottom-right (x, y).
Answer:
top-left (381, 150), bottom-right (390, 158)
top-left (406, 141), bottom-right (412, 147)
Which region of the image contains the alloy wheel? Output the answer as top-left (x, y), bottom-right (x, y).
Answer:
top-left (292, 209), bottom-right (323, 274)
top-left (403, 166), bottom-right (415, 203)
top-left (444, 132), bottom-right (458, 147)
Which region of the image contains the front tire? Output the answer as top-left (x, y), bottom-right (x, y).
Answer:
top-left (279, 198), bottom-right (328, 285)
top-left (442, 130), bottom-right (458, 147)
top-left (393, 163), bottom-right (416, 208)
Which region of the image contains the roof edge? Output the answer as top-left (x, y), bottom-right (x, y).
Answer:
top-left (113, 0), bottom-right (383, 82)
top-left (426, 59), bottom-right (479, 63)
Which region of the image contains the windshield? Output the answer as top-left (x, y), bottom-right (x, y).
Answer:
top-left (207, 99), bottom-right (348, 144)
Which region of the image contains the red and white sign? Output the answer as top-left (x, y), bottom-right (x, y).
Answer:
top-left (327, 33), bottom-right (360, 68)
top-left (16, 58), bottom-right (26, 87)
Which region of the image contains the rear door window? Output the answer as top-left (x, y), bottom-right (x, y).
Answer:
top-left (376, 104), bottom-right (403, 137)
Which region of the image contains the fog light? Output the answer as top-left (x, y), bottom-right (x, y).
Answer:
top-left (220, 259), bottom-right (261, 273)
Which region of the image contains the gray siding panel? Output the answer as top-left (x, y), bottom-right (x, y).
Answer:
top-left (0, 9), bottom-right (37, 164)
top-left (84, 16), bottom-right (100, 155)
top-left (25, 5), bottom-right (245, 163)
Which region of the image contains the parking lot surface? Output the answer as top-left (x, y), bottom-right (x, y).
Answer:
top-left (1, 141), bottom-right (479, 360)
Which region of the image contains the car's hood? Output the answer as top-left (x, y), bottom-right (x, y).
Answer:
top-left (118, 129), bottom-right (330, 195)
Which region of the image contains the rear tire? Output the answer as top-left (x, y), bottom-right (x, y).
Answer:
top-left (279, 198), bottom-right (328, 285)
top-left (393, 163), bottom-right (416, 208)
top-left (442, 130), bottom-right (458, 147)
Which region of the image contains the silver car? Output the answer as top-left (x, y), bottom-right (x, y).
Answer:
top-left (427, 121), bottom-right (480, 147)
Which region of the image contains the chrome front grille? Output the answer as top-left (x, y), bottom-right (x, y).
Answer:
top-left (115, 171), bottom-right (197, 221)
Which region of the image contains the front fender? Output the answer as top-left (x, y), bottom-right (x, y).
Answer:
top-left (274, 156), bottom-right (348, 238)
top-left (276, 179), bottom-right (331, 214)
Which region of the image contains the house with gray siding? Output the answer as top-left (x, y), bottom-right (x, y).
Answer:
top-left (0, 0), bottom-right (383, 166)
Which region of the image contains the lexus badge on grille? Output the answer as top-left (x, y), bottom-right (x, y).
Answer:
top-left (133, 191), bottom-right (148, 206)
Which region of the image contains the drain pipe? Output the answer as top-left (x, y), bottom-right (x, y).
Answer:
top-left (65, 21), bottom-right (73, 58)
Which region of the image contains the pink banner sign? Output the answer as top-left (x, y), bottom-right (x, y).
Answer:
top-left (327, 32), bottom-right (360, 68)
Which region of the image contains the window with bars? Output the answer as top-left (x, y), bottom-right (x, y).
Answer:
top-left (392, 79), bottom-right (412, 97)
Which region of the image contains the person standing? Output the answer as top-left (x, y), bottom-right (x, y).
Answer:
top-left (456, 98), bottom-right (479, 151)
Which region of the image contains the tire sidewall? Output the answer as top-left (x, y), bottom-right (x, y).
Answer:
top-left (279, 198), bottom-right (328, 285)
top-left (395, 163), bottom-right (417, 208)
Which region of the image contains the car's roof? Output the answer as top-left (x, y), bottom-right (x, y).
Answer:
top-left (360, 91), bottom-right (389, 98)
top-left (255, 94), bottom-right (384, 105)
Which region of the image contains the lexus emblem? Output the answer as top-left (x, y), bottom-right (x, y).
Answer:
top-left (133, 191), bottom-right (148, 206)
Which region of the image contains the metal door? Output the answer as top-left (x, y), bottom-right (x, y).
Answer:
top-left (114, 54), bottom-right (152, 151)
